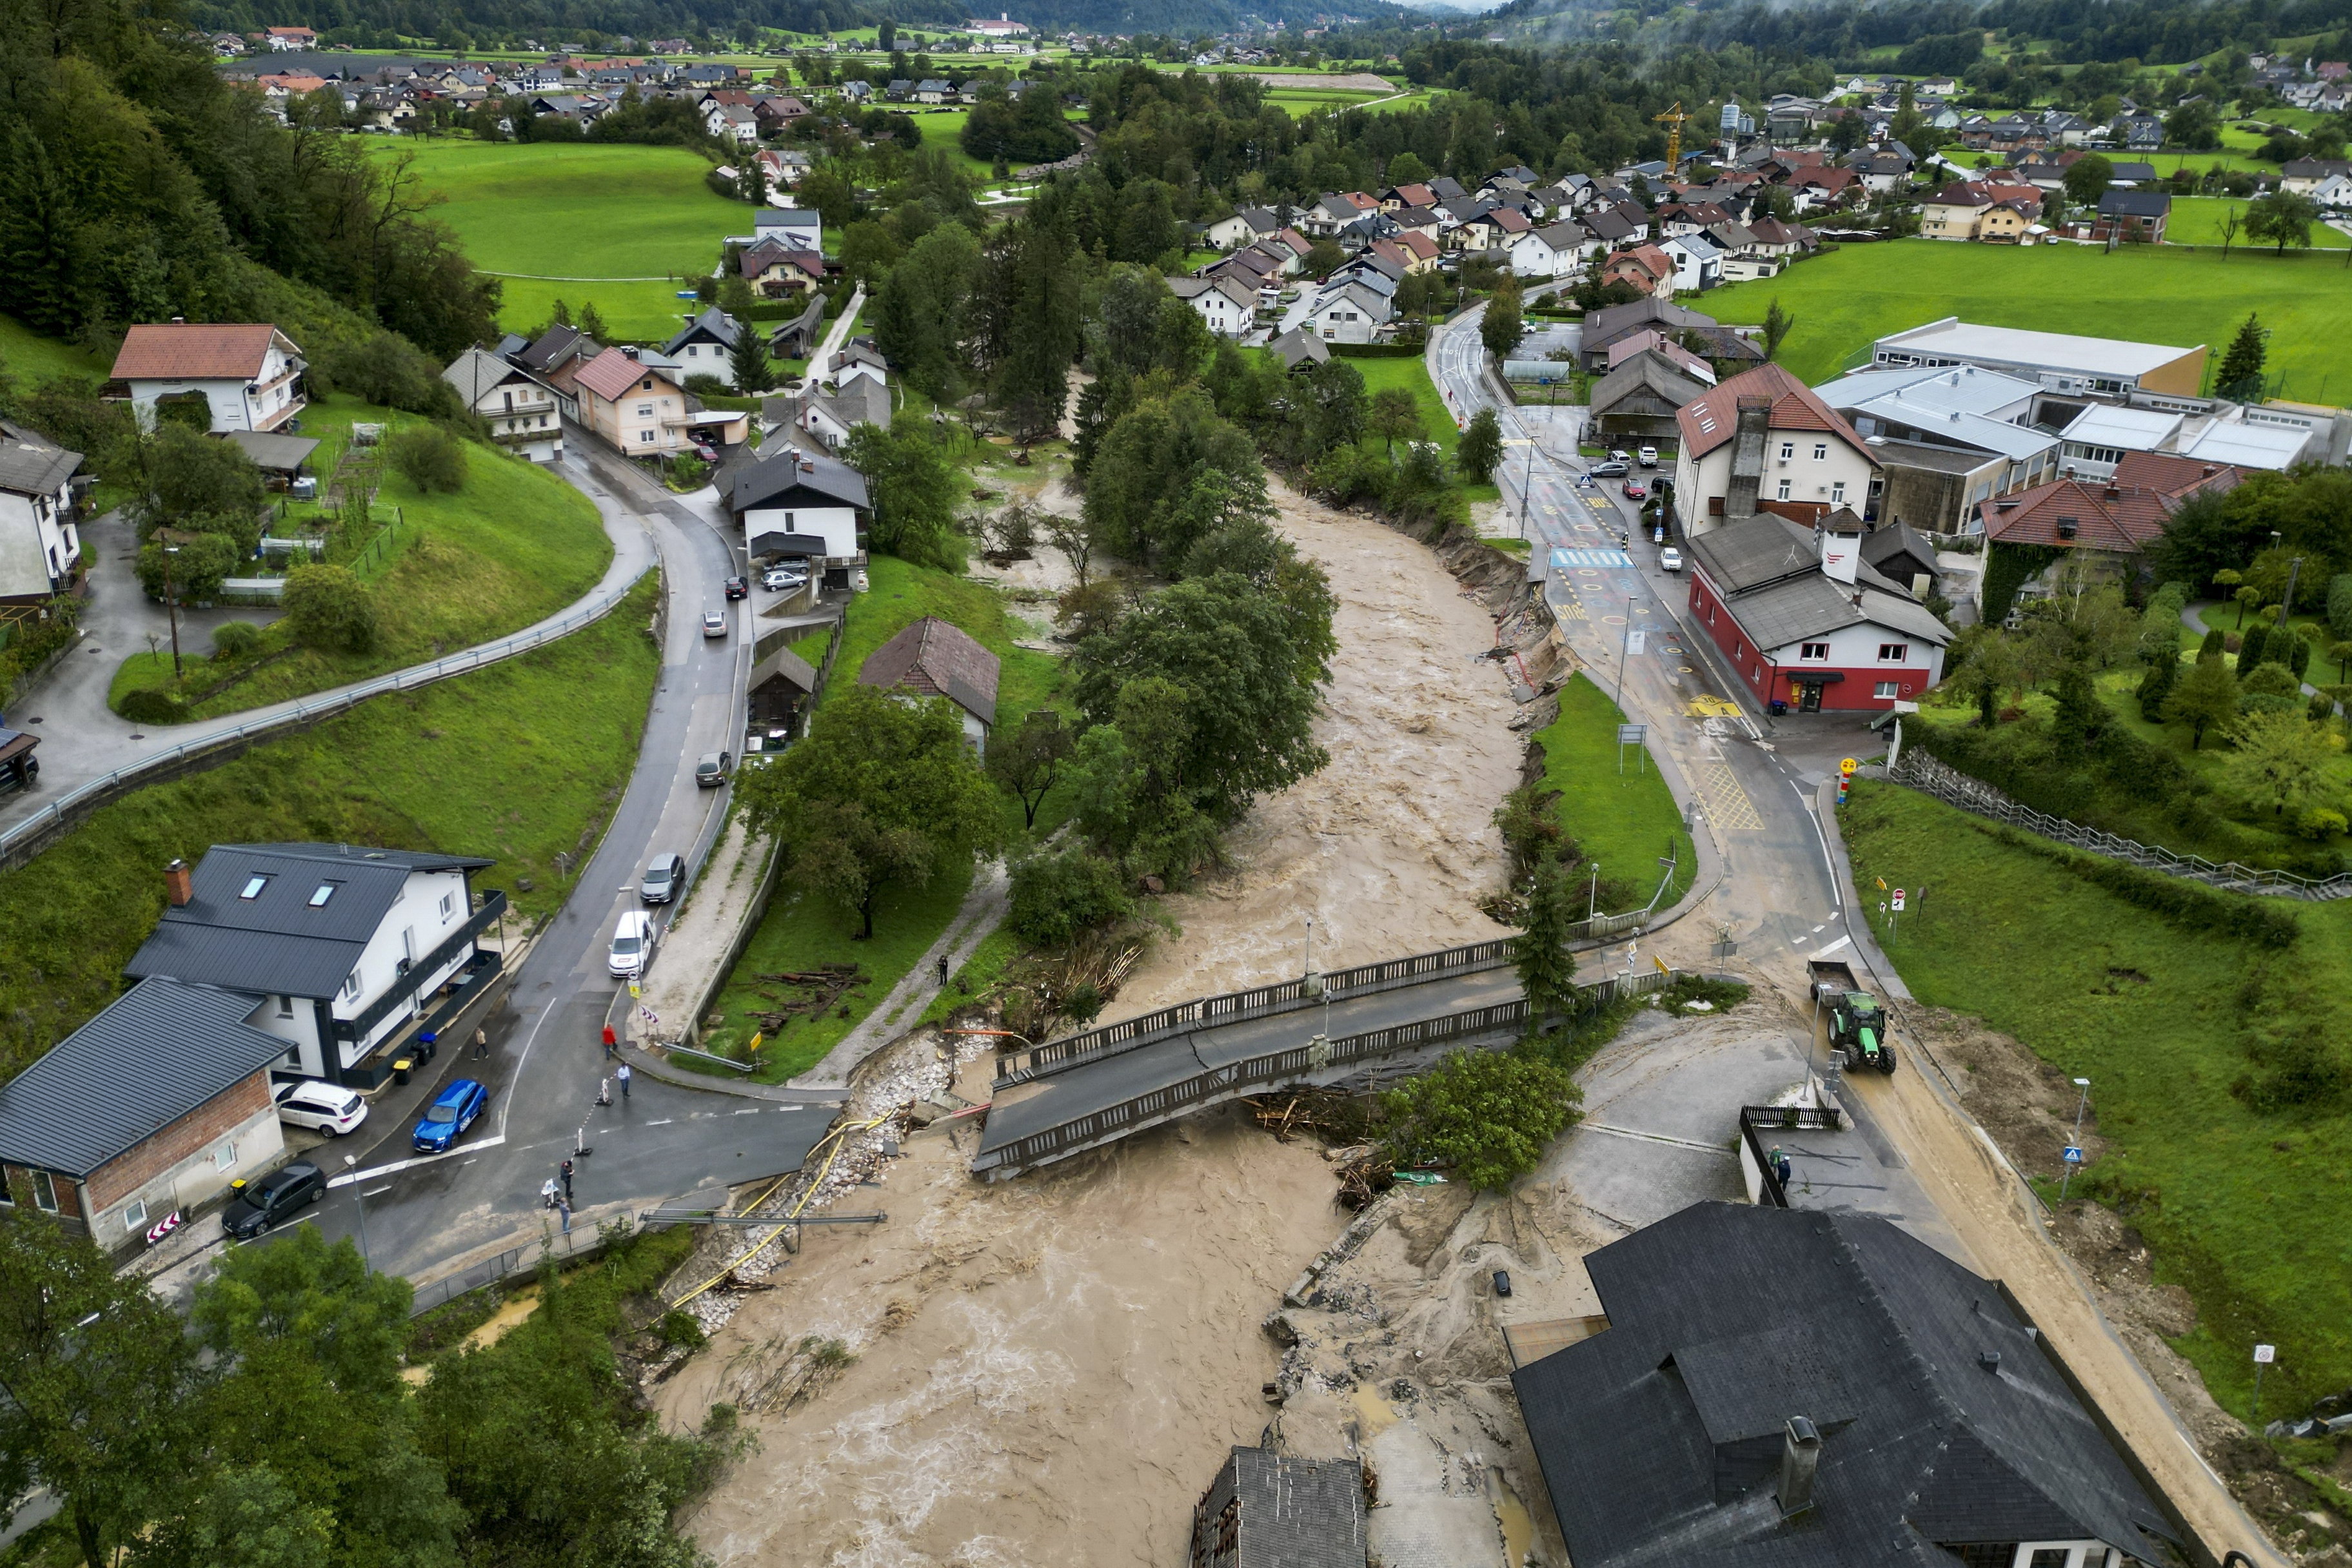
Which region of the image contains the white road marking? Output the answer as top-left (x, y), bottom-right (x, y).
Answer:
top-left (328, 1136), bottom-right (508, 1188)
top-left (1813, 934), bottom-right (1852, 959)
top-left (646, 1118), bottom-right (675, 1126)
top-left (1812, 924), bottom-right (1828, 934)
top-left (732, 1108), bottom-right (762, 1115)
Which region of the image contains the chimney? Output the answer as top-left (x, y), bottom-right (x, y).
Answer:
top-left (1775, 1417), bottom-right (1822, 1516)
top-left (1978, 1350), bottom-right (2002, 1373)
top-left (164, 858), bottom-right (193, 907)
top-left (1819, 519), bottom-right (1861, 585)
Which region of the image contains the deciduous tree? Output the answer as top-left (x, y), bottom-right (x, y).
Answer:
top-left (2164, 656), bottom-right (2240, 748)
top-left (1380, 1048), bottom-right (1583, 1191)
top-left (1457, 406), bottom-right (1504, 484)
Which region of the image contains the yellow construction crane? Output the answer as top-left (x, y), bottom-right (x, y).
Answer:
top-left (1654, 101), bottom-right (1691, 172)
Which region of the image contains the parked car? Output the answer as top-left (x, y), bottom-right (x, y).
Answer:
top-left (723, 575), bottom-right (748, 600)
top-left (1622, 480), bottom-right (1648, 501)
top-left (1637, 446), bottom-right (1659, 467)
top-left (273, 1080), bottom-right (368, 1137)
top-left (1659, 546), bottom-right (1684, 573)
top-left (411, 1079), bottom-right (491, 1154)
top-left (221, 1161), bottom-right (326, 1239)
top-left (695, 750), bottom-right (732, 789)
top-left (1608, 448), bottom-right (1632, 464)
top-left (608, 910), bottom-right (655, 977)
top-left (702, 609), bottom-right (727, 638)
top-left (640, 852), bottom-right (684, 904)
top-left (762, 565), bottom-right (807, 592)
top-left (1590, 459), bottom-right (1629, 477)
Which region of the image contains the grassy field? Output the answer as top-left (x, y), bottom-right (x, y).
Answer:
top-left (109, 395), bottom-right (611, 721)
top-left (696, 553), bottom-right (1067, 1081)
top-left (910, 108), bottom-right (1003, 181)
top-left (1348, 354), bottom-right (1503, 503)
top-left (2168, 195), bottom-right (2352, 249)
top-left (0, 573), bottom-right (660, 1085)
top-left (1706, 239), bottom-right (2352, 404)
top-left (1534, 673), bottom-right (1695, 909)
top-left (0, 313), bottom-right (106, 383)
top-left (380, 141), bottom-right (745, 340)
top-left (1841, 779), bottom-right (2352, 1415)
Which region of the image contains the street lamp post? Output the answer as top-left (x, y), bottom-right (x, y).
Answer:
top-left (2058, 1077), bottom-right (2090, 1201)
top-left (1517, 421), bottom-right (1537, 538)
top-left (163, 543), bottom-right (183, 679)
top-left (345, 1153), bottom-right (370, 1266)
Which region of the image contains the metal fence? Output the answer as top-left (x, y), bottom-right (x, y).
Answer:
top-left (0, 572), bottom-right (644, 867)
top-left (1890, 752), bottom-right (2352, 901)
top-left (976, 968), bottom-right (1681, 1175)
top-left (408, 1246), bottom-right (529, 1318)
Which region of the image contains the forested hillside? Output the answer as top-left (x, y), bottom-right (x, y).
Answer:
top-left (0, 0), bottom-right (497, 364)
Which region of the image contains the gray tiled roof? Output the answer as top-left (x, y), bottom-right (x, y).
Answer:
top-left (0, 978), bottom-right (286, 1177)
top-left (1192, 1447), bottom-right (1367, 1568)
top-left (664, 307), bottom-right (742, 355)
top-left (124, 843), bottom-right (491, 1001)
top-left (1512, 1203), bottom-right (2174, 1568)
top-left (0, 422), bottom-right (81, 497)
top-left (730, 443), bottom-right (871, 514)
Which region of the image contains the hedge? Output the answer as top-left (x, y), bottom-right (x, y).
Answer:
top-left (1329, 342), bottom-right (1426, 358)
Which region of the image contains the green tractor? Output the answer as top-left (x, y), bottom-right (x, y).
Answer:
top-left (1831, 990), bottom-right (1895, 1074)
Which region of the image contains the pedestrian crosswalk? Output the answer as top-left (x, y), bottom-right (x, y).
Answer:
top-left (1551, 547), bottom-right (1633, 569)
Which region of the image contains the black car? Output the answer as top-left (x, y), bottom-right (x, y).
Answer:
top-left (723, 575), bottom-right (748, 600)
top-left (221, 1161), bottom-right (326, 1239)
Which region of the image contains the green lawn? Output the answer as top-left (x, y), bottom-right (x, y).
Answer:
top-left (694, 553), bottom-right (1068, 1080)
top-left (1348, 354), bottom-right (1502, 503)
top-left (109, 395), bottom-right (611, 721)
top-left (0, 313), bottom-right (107, 384)
top-left (1534, 673), bottom-right (1695, 910)
top-left (0, 573), bottom-right (660, 1085)
top-left (911, 108), bottom-right (1003, 181)
top-left (380, 141), bottom-right (748, 340)
top-left (1842, 779), bottom-right (2352, 1417)
top-left (2168, 195), bottom-right (2351, 249)
top-left (1706, 239), bottom-right (2352, 404)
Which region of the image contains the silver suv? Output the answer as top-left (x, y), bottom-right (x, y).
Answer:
top-left (640, 852), bottom-right (684, 903)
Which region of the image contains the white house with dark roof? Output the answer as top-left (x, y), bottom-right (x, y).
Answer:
top-left (1169, 274), bottom-right (1258, 337)
top-left (0, 418), bottom-right (83, 602)
top-left (663, 308), bottom-right (749, 389)
top-left (440, 349), bottom-right (563, 461)
top-left (122, 844), bottom-right (504, 1087)
top-left (729, 440), bottom-right (870, 583)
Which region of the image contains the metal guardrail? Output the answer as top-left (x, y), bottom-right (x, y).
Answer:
top-left (1890, 752), bottom-right (2352, 901)
top-left (408, 1245), bottom-right (528, 1318)
top-left (976, 968), bottom-right (1681, 1175)
top-left (0, 571), bottom-right (644, 865)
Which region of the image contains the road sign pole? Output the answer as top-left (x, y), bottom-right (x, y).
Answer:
top-left (2253, 1343), bottom-right (2276, 1426)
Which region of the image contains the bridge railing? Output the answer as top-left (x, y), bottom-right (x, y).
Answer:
top-left (976, 967), bottom-right (1680, 1175)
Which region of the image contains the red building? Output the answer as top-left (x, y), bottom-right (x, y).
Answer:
top-left (1685, 511), bottom-right (1952, 713)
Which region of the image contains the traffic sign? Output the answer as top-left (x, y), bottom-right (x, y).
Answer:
top-left (2255, 1344), bottom-right (2277, 1364)
top-left (1891, 888), bottom-right (1906, 912)
top-left (1840, 757), bottom-right (1859, 776)
top-left (146, 1210), bottom-right (183, 1247)
top-left (2062, 1146), bottom-right (2084, 1164)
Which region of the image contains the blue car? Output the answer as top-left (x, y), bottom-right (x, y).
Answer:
top-left (412, 1079), bottom-right (489, 1153)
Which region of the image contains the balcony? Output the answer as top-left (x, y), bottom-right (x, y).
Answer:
top-left (332, 888), bottom-right (509, 1046)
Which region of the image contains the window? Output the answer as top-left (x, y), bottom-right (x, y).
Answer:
top-left (1800, 642), bottom-right (1830, 662)
top-left (32, 1171), bottom-right (57, 1212)
top-left (1777, 479), bottom-right (1792, 500)
top-left (636, 403), bottom-right (655, 418)
top-left (277, 994), bottom-right (295, 1018)
top-left (1831, 481), bottom-right (1846, 504)
top-left (123, 1198), bottom-right (147, 1233)
top-left (1779, 441), bottom-right (1794, 460)
top-left (1879, 644), bottom-right (1907, 662)
top-left (1875, 681), bottom-right (1901, 699)
top-left (439, 891), bottom-right (456, 920)
top-left (1812, 442), bottom-right (1828, 460)
top-left (213, 1139), bottom-right (237, 1171)
top-left (241, 874), bottom-right (270, 899)
top-left (2027, 1553), bottom-right (2070, 1568)
top-left (639, 431), bottom-right (655, 444)
top-left (341, 969), bottom-right (361, 1001)
top-left (308, 883), bottom-right (336, 907)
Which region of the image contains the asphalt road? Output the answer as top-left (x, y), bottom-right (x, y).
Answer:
top-left (208, 438), bottom-right (828, 1285)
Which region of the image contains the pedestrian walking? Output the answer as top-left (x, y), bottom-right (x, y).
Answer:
top-left (473, 1026), bottom-right (489, 1060)
top-left (601, 1023), bottom-right (617, 1059)
top-left (558, 1199), bottom-right (573, 1239)
top-left (560, 1158), bottom-right (575, 1203)
top-left (617, 1061), bottom-right (632, 1100)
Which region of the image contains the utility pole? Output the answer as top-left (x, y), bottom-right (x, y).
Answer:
top-left (163, 542), bottom-right (183, 679)
top-left (1517, 421), bottom-right (1536, 538)
top-left (344, 1153), bottom-right (370, 1266)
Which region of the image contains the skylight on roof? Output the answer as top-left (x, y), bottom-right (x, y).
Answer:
top-left (308, 883), bottom-right (337, 908)
top-left (241, 875), bottom-right (270, 900)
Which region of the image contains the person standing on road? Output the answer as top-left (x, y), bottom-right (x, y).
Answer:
top-left (558, 1199), bottom-right (572, 1239)
top-left (473, 1027), bottom-right (490, 1060)
top-left (560, 1158), bottom-right (575, 1204)
top-left (936, 955), bottom-right (949, 987)
top-left (601, 1023), bottom-right (618, 1059)
top-left (617, 1061), bottom-right (632, 1100)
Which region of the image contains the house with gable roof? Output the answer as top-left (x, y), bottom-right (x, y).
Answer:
top-left (858, 616), bottom-right (1000, 752)
top-left (111, 322), bottom-right (306, 435)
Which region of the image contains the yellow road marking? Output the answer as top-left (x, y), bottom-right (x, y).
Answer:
top-left (1697, 761), bottom-right (1764, 830)
top-left (1686, 695), bottom-right (1742, 718)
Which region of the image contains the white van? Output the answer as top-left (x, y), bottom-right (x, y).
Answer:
top-left (608, 910), bottom-right (656, 978)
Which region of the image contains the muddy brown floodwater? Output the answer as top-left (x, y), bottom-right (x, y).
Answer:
top-left (658, 490), bottom-right (1528, 1566)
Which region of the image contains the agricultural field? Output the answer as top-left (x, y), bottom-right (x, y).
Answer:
top-left (379, 140), bottom-right (747, 340)
top-left (2167, 194), bottom-right (2352, 248)
top-left (1842, 781), bottom-right (2352, 1421)
top-left (1706, 239), bottom-right (2352, 404)
top-left (911, 108), bottom-right (1005, 181)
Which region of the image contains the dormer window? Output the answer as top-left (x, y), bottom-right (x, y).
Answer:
top-left (308, 883), bottom-right (338, 908)
top-left (241, 874), bottom-right (271, 899)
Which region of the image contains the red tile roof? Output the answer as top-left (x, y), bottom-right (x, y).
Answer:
top-left (1976, 479), bottom-right (2179, 551)
top-left (2110, 450), bottom-right (2244, 499)
top-left (112, 323), bottom-right (285, 382)
top-left (1675, 362), bottom-right (1872, 463)
top-left (573, 347), bottom-right (673, 404)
